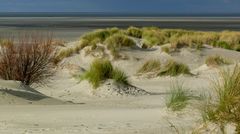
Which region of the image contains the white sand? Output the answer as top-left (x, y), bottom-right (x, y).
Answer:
top-left (0, 41), bottom-right (239, 133)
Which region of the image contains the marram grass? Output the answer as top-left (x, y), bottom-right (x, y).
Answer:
top-left (81, 59), bottom-right (129, 88)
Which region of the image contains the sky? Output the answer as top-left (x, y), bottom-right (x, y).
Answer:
top-left (0, 0), bottom-right (240, 14)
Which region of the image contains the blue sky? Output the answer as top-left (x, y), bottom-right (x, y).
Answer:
top-left (0, 0), bottom-right (240, 14)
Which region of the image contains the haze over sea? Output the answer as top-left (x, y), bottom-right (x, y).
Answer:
top-left (1, 12), bottom-right (240, 40)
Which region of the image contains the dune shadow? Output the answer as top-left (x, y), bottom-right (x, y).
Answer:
top-left (149, 92), bottom-right (171, 95)
top-left (122, 46), bottom-right (158, 52)
top-left (131, 47), bottom-right (158, 52)
top-left (0, 88), bottom-right (48, 101)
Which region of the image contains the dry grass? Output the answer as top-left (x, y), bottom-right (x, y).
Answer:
top-left (77, 27), bottom-right (240, 52)
top-left (105, 33), bottom-right (135, 58)
top-left (0, 33), bottom-right (56, 86)
top-left (142, 28), bottom-right (167, 48)
top-left (137, 60), bottom-right (161, 74)
top-left (158, 60), bottom-right (190, 76)
top-left (203, 65), bottom-right (240, 133)
top-left (205, 55), bottom-right (231, 67)
top-left (80, 28), bottom-right (121, 47)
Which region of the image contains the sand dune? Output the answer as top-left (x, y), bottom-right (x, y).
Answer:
top-left (0, 37), bottom-right (239, 133)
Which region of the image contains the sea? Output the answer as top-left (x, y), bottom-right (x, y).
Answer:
top-left (0, 12), bottom-right (240, 41)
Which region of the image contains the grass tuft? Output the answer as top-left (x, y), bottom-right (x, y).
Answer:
top-left (105, 33), bottom-right (136, 48)
top-left (81, 59), bottom-right (129, 88)
top-left (126, 26), bottom-right (142, 38)
top-left (205, 55), bottom-right (231, 67)
top-left (158, 60), bottom-right (190, 76)
top-left (203, 65), bottom-right (240, 133)
top-left (166, 81), bottom-right (192, 111)
top-left (137, 60), bottom-right (161, 74)
top-left (112, 68), bottom-right (129, 85)
top-left (161, 46), bottom-right (170, 53)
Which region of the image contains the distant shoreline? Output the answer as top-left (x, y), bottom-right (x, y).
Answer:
top-left (1, 17), bottom-right (240, 31)
top-left (1, 12), bottom-right (240, 17)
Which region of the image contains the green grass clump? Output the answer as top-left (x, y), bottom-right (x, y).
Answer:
top-left (81, 59), bottom-right (129, 88)
top-left (203, 66), bottom-right (240, 133)
top-left (105, 33), bottom-right (136, 48)
top-left (142, 29), bottom-right (166, 47)
top-left (81, 28), bottom-right (120, 42)
top-left (137, 60), bottom-right (161, 74)
top-left (161, 46), bottom-right (170, 53)
top-left (205, 55), bottom-right (231, 67)
top-left (105, 33), bottom-right (135, 58)
top-left (126, 26), bottom-right (142, 38)
top-left (80, 28), bottom-right (121, 50)
top-left (82, 59), bottom-right (113, 88)
top-left (112, 68), bottom-right (129, 85)
top-left (78, 27), bottom-right (240, 51)
top-left (159, 60), bottom-right (190, 76)
top-left (166, 82), bottom-right (192, 111)
top-left (212, 41), bottom-right (232, 50)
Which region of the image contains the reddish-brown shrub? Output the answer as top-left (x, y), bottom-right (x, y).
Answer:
top-left (0, 33), bottom-right (56, 86)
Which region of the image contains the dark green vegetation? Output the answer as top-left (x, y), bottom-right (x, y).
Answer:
top-left (81, 59), bottom-right (129, 88)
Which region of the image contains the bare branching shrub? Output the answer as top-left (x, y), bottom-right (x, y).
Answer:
top-left (0, 33), bottom-right (56, 86)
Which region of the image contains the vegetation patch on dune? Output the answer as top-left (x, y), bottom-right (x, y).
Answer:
top-left (161, 46), bottom-right (170, 53)
top-left (104, 33), bottom-right (135, 59)
top-left (158, 60), bottom-right (190, 76)
top-left (78, 27), bottom-right (240, 52)
top-left (81, 59), bottom-right (129, 88)
top-left (105, 33), bottom-right (135, 48)
top-left (203, 66), bottom-right (240, 133)
top-left (205, 55), bottom-right (231, 67)
top-left (126, 26), bottom-right (143, 38)
top-left (81, 28), bottom-right (120, 44)
top-left (137, 60), bottom-right (161, 74)
top-left (142, 27), bottom-right (167, 48)
top-left (166, 81), bottom-right (193, 111)
top-left (55, 27), bottom-right (240, 63)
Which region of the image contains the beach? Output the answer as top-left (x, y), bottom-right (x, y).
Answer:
top-left (0, 16), bottom-right (240, 133)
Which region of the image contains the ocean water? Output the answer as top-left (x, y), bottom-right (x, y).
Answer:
top-left (1, 12), bottom-right (240, 40)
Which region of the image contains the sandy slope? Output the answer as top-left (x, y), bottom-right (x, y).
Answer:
top-left (0, 41), bottom-right (239, 133)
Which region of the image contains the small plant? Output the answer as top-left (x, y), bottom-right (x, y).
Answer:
top-left (161, 46), bottom-right (170, 53)
top-left (126, 26), bottom-right (142, 38)
top-left (137, 60), bottom-right (161, 74)
top-left (205, 55), bottom-right (231, 67)
top-left (159, 60), bottom-right (190, 76)
top-left (105, 33), bottom-right (135, 48)
top-left (112, 68), bottom-right (129, 85)
top-left (166, 81), bottom-right (192, 111)
top-left (203, 65), bottom-right (240, 133)
top-left (105, 33), bottom-right (135, 58)
top-left (81, 59), bottom-right (129, 88)
top-left (212, 41), bottom-right (232, 50)
top-left (142, 29), bottom-right (166, 47)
